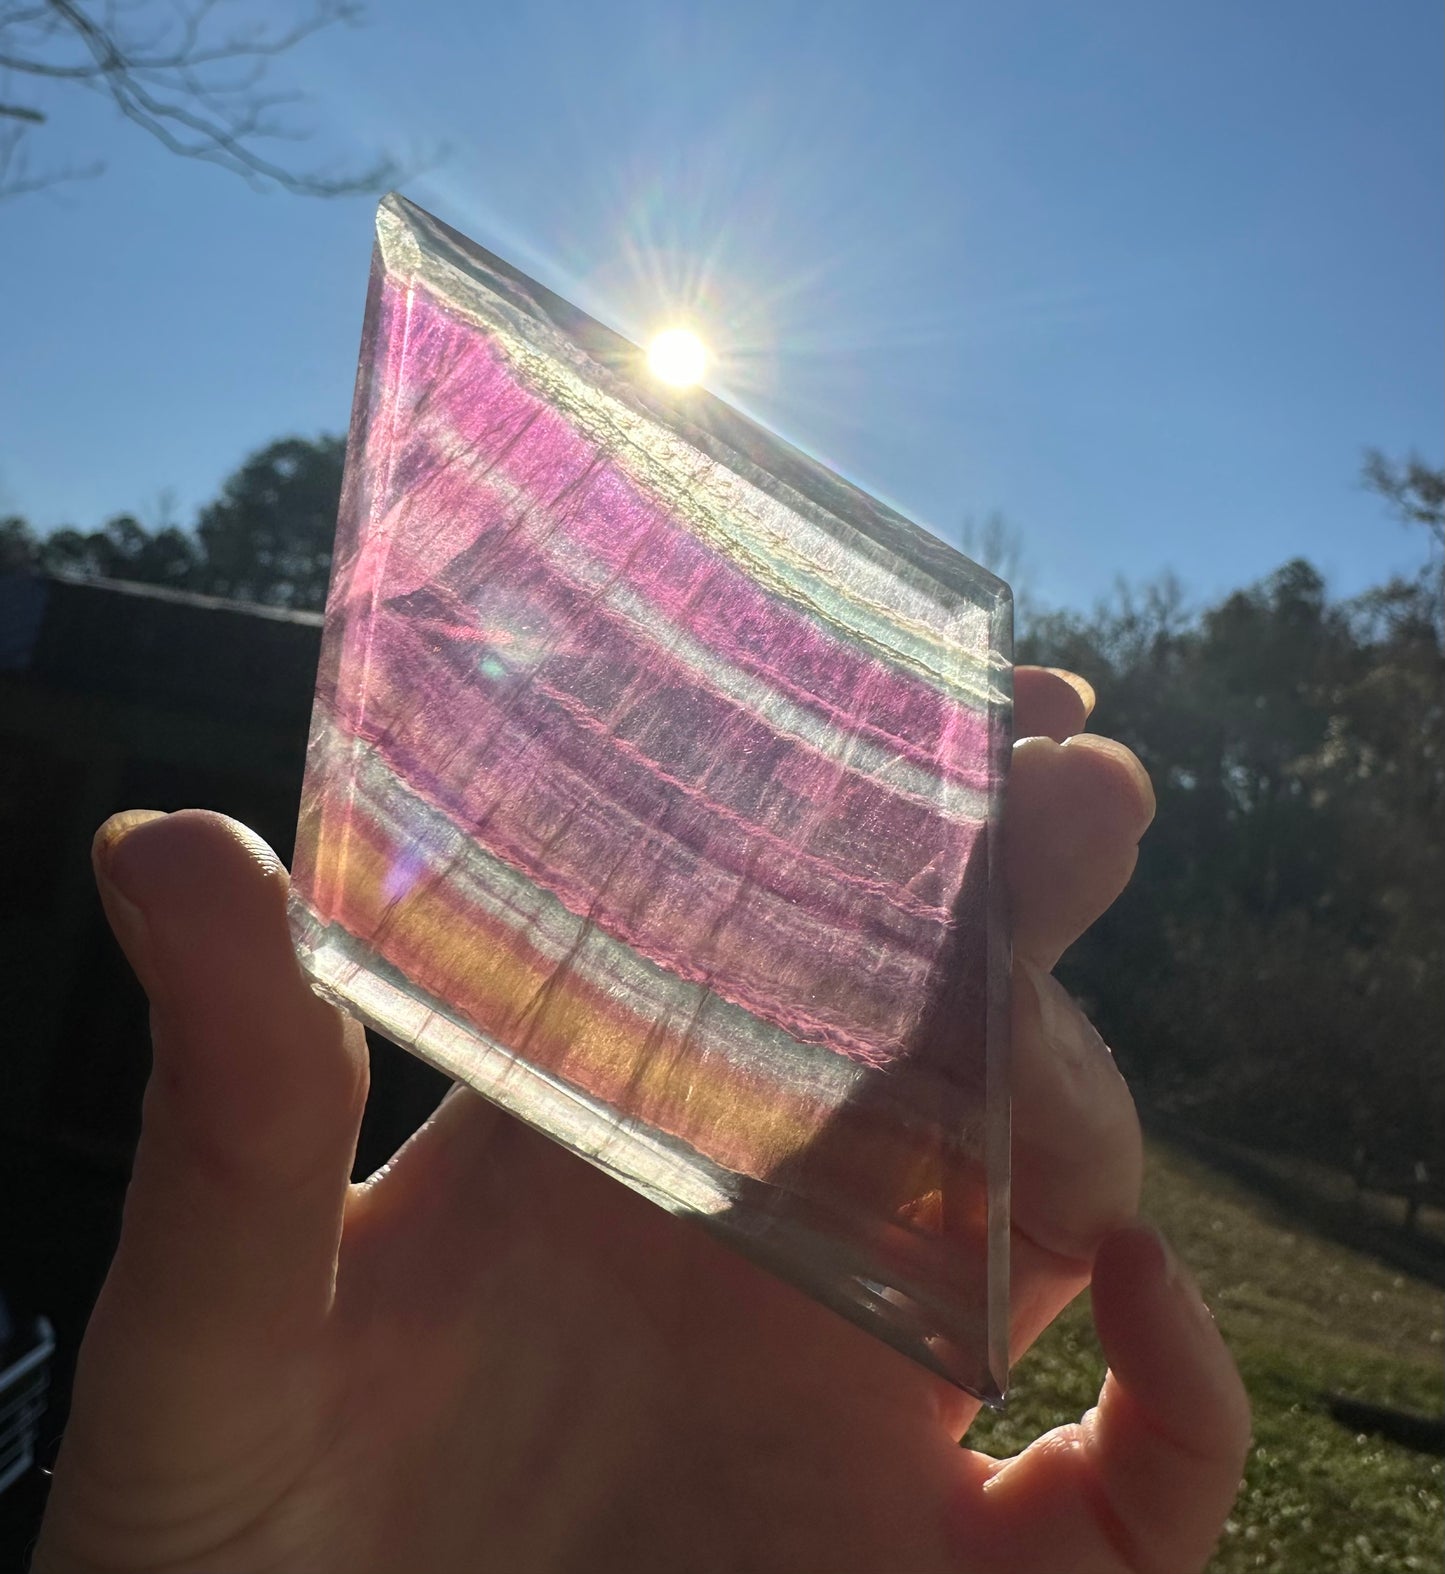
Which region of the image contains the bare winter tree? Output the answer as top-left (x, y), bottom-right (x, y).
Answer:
top-left (0, 0), bottom-right (398, 198)
top-left (1364, 448), bottom-right (1445, 615)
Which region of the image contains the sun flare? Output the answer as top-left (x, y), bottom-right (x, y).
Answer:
top-left (647, 327), bottom-right (708, 387)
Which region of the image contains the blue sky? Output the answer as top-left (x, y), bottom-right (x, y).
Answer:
top-left (2, 0), bottom-right (1440, 611)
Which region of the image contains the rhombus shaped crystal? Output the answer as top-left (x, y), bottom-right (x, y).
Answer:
top-left (291, 194), bottom-right (1013, 1399)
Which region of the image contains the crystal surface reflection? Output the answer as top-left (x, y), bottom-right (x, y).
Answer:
top-left (290, 195), bottom-right (1014, 1400)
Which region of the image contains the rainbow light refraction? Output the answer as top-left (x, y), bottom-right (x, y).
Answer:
top-left (290, 194), bottom-right (1014, 1400)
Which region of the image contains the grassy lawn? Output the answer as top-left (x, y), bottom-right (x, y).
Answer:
top-left (967, 1141), bottom-right (1445, 1572)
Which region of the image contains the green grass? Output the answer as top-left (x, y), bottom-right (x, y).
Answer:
top-left (966, 1141), bottom-right (1445, 1572)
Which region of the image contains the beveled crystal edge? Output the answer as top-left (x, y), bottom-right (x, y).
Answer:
top-left (983, 590), bottom-right (1014, 1404)
top-left (372, 193), bottom-right (1013, 627)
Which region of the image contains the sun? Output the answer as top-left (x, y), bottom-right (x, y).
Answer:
top-left (646, 327), bottom-right (708, 387)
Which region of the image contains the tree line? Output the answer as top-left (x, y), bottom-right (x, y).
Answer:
top-left (6, 437), bottom-right (1441, 1175)
top-left (2, 436), bottom-right (345, 610)
top-left (1022, 509), bottom-right (1443, 1180)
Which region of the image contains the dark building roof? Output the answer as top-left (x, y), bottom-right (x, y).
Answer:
top-left (1, 573), bottom-right (322, 732)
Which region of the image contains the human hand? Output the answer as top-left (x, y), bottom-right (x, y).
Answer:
top-left (34, 668), bottom-right (1249, 1574)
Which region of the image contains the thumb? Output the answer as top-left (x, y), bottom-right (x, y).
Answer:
top-left (90, 809), bottom-right (368, 1339)
top-left (45, 811), bottom-right (367, 1556)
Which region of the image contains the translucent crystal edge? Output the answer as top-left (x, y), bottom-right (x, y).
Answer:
top-left (376, 193), bottom-right (1012, 621)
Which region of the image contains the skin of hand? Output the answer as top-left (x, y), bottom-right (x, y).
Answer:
top-left (33, 668), bottom-right (1250, 1574)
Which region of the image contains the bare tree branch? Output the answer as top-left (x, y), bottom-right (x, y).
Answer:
top-left (0, 110), bottom-right (100, 191)
top-left (1363, 449), bottom-right (1445, 552)
top-left (0, 0), bottom-right (403, 198)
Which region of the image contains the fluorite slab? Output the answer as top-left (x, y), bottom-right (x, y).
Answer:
top-left (290, 194), bottom-right (1014, 1400)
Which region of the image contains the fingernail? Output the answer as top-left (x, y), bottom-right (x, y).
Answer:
top-left (1153, 1227), bottom-right (1219, 1329)
top-left (92, 811), bottom-right (168, 979)
top-left (1045, 667), bottom-right (1096, 717)
top-left (1020, 957), bottom-right (1117, 1070)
